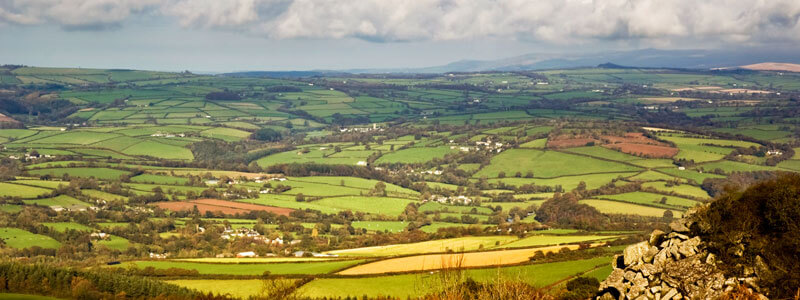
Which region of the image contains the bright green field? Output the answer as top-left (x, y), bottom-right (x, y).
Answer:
top-left (23, 195), bottom-right (90, 208)
top-left (328, 236), bottom-right (518, 257)
top-left (41, 222), bottom-right (92, 232)
top-left (296, 256), bottom-right (611, 298)
top-left (0, 182), bottom-right (52, 198)
top-left (580, 199), bottom-right (683, 218)
top-left (0, 227), bottom-right (61, 249)
top-left (27, 167), bottom-right (130, 180)
top-left (167, 279), bottom-right (296, 299)
top-left (474, 149), bottom-right (640, 178)
top-left (96, 235), bottom-right (131, 251)
top-left (122, 140), bottom-right (194, 160)
top-left (498, 234), bottom-right (617, 249)
top-left (123, 260), bottom-right (364, 275)
top-left (596, 192), bottom-right (699, 209)
top-left (0, 294), bottom-right (61, 300)
top-left (351, 221), bottom-right (409, 233)
top-left (641, 182), bottom-right (710, 199)
top-left (375, 146), bottom-right (456, 164)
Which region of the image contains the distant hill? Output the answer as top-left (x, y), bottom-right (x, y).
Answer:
top-left (222, 48), bottom-right (800, 76)
top-left (740, 62), bottom-right (800, 73)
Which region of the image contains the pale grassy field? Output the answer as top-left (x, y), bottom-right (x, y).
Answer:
top-left (327, 236), bottom-right (518, 257)
top-left (337, 244), bottom-right (593, 275)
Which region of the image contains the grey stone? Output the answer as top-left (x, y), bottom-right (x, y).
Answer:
top-left (641, 264), bottom-right (657, 277)
top-left (669, 220), bottom-right (689, 232)
top-left (667, 232), bottom-right (689, 240)
top-left (624, 241), bottom-right (650, 266)
top-left (649, 229), bottom-right (665, 245)
top-left (662, 288), bottom-right (678, 300)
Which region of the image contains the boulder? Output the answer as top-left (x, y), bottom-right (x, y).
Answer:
top-left (623, 241), bottom-right (650, 266)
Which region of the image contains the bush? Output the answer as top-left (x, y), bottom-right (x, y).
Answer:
top-left (695, 173), bottom-right (800, 298)
top-left (252, 128), bottom-right (283, 142)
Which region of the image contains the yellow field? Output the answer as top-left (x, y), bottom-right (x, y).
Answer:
top-left (337, 244), bottom-right (593, 275)
top-left (327, 236), bottom-right (519, 257)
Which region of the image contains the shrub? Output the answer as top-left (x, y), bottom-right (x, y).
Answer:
top-left (695, 173), bottom-right (800, 298)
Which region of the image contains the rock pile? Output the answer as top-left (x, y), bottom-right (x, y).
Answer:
top-left (596, 217), bottom-right (767, 300)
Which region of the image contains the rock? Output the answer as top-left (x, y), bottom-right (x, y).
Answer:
top-left (649, 229), bottom-right (665, 245)
top-left (644, 246), bottom-right (659, 263)
top-left (705, 253), bottom-right (716, 265)
top-left (662, 288), bottom-right (678, 300)
top-left (641, 264), bottom-right (657, 277)
top-left (667, 232), bottom-right (689, 240)
top-left (624, 241), bottom-right (650, 266)
top-left (669, 220), bottom-right (689, 233)
top-left (624, 270), bottom-right (637, 282)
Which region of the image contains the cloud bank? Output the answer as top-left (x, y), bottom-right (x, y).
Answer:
top-left (2, 0), bottom-right (800, 45)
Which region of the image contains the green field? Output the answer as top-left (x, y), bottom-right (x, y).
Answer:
top-left (375, 146), bottom-right (456, 164)
top-left (580, 199), bottom-right (683, 218)
top-left (498, 234), bottom-right (617, 249)
top-left (27, 167), bottom-right (130, 180)
top-left (596, 192), bottom-right (699, 209)
top-left (296, 256), bottom-right (611, 298)
top-left (123, 260), bottom-right (364, 275)
top-left (474, 149), bottom-right (640, 178)
top-left (41, 222), bottom-right (92, 232)
top-left (0, 228), bottom-right (61, 249)
top-left (0, 182), bottom-right (52, 198)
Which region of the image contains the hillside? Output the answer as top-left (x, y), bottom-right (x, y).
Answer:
top-left (741, 62), bottom-right (800, 73)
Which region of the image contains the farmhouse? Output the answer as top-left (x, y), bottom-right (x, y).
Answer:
top-left (236, 251), bottom-right (257, 258)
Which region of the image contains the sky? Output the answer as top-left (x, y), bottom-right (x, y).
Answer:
top-left (1, 0), bottom-right (800, 72)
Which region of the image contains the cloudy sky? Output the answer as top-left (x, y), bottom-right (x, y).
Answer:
top-left (1, 0), bottom-right (800, 72)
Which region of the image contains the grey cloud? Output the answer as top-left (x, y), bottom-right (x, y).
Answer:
top-left (0, 0), bottom-right (159, 29)
top-left (2, 0), bottom-right (800, 46)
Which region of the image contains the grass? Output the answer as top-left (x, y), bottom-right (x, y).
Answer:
top-left (131, 174), bottom-right (190, 185)
top-left (351, 221), bottom-right (409, 232)
top-left (596, 191), bottom-right (699, 209)
top-left (23, 195), bottom-right (90, 209)
top-left (489, 172), bottom-right (638, 191)
top-left (655, 168), bottom-right (725, 183)
top-left (41, 222), bottom-right (92, 232)
top-left (291, 176), bottom-right (419, 196)
top-left (419, 202), bottom-right (493, 214)
top-left (123, 260), bottom-right (364, 275)
top-left (167, 279), bottom-right (291, 299)
top-left (498, 235), bottom-right (617, 249)
top-left (172, 257), bottom-right (339, 263)
top-left (27, 167), bottom-right (130, 180)
top-left (122, 141), bottom-right (194, 160)
top-left (310, 196), bottom-right (417, 216)
top-left (0, 227), bottom-right (61, 249)
top-left (580, 199), bottom-right (683, 218)
top-left (698, 160), bottom-right (781, 173)
top-left (641, 182), bottom-right (710, 198)
top-left (0, 182), bottom-right (52, 198)
top-left (336, 244), bottom-right (601, 275)
top-left (298, 257), bottom-right (610, 298)
top-left (375, 146), bottom-right (456, 164)
top-left (473, 149), bottom-right (640, 178)
top-left (328, 236), bottom-right (518, 257)
top-left (95, 235), bottom-right (131, 251)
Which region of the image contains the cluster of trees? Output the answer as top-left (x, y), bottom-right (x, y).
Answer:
top-left (205, 91), bottom-right (241, 100)
top-left (0, 261), bottom-right (223, 299)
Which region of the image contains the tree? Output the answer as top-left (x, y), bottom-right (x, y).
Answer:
top-left (251, 128), bottom-right (282, 142)
top-left (662, 209), bottom-right (673, 221)
top-left (295, 193), bottom-right (305, 202)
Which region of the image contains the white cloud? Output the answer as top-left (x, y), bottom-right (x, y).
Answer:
top-left (0, 0), bottom-right (159, 29)
top-left (2, 0), bottom-right (800, 46)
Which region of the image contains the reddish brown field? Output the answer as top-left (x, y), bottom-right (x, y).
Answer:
top-left (0, 113), bottom-right (19, 124)
top-left (603, 143), bottom-right (678, 158)
top-left (153, 199), bottom-right (294, 216)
